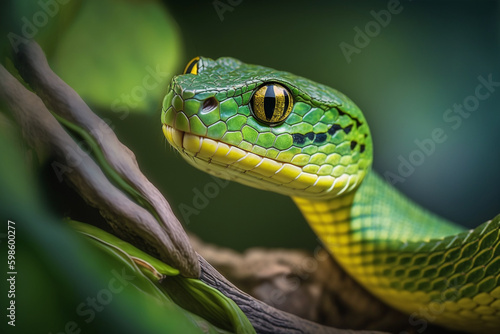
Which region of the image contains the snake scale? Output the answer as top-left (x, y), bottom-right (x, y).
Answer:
top-left (161, 57), bottom-right (500, 333)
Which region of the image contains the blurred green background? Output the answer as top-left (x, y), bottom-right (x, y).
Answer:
top-left (1, 0), bottom-right (500, 332)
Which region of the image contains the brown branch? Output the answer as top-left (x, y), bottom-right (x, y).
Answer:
top-left (0, 40), bottom-right (392, 334)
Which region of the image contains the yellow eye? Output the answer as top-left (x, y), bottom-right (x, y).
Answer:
top-left (183, 57), bottom-right (200, 75)
top-left (251, 83), bottom-right (293, 124)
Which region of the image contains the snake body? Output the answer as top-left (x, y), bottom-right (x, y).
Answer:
top-left (161, 57), bottom-right (500, 333)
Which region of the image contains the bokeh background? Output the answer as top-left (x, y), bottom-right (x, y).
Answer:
top-left (1, 0), bottom-right (500, 333)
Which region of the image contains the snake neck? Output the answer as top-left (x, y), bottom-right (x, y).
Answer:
top-left (293, 171), bottom-right (465, 252)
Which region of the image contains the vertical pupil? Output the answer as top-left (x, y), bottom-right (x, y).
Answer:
top-left (263, 85), bottom-right (276, 121)
top-left (252, 84), bottom-right (293, 124)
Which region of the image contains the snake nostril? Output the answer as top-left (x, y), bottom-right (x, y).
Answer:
top-left (201, 97), bottom-right (218, 113)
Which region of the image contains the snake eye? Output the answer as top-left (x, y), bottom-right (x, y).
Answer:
top-left (251, 83), bottom-right (293, 124)
top-left (183, 57), bottom-right (200, 75)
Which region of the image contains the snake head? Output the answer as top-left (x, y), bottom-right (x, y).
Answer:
top-left (161, 56), bottom-right (372, 199)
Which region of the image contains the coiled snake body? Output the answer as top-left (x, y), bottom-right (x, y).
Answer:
top-left (161, 57), bottom-right (500, 333)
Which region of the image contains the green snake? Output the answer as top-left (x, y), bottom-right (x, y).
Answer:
top-left (161, 56), bottom-right (500, 333)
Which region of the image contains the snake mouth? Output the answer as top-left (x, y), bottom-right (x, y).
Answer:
top-left (162, 124), bottom-right (357, 197)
